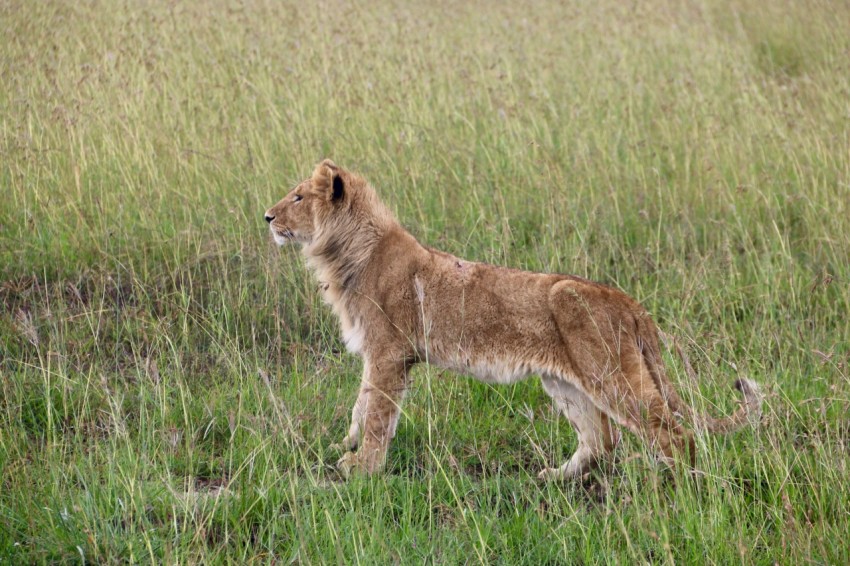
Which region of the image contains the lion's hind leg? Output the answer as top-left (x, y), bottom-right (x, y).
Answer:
top-left (629, 389), bottom-right (696, 470)
top-left (538, 375), bottom-right (621, 481)
top-left (599, 354), bottom-right (697, 471)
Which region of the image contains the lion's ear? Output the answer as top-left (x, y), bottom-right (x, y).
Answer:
top-left (312, 159), bottom-right (344, 201)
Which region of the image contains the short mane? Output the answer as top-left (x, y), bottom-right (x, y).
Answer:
top-left (303, 172), bottom-right (397, 292)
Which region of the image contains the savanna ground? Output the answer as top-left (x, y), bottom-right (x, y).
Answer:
top-left (2, 0), bottom-right (849, 563)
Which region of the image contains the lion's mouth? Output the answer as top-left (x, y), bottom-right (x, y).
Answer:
top-left (271, 227), bottom-right (295, 246)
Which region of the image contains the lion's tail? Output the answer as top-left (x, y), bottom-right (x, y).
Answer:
top-left (638, 318), bottom-right (763, 434)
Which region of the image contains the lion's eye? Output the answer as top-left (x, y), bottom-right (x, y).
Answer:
top-left (293, 194), bottom-right (303, 202)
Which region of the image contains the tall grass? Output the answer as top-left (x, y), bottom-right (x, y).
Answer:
top-left (2, 0), bottom-right (849, 562)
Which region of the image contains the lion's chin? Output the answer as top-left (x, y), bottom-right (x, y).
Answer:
top-left (271, 228), bottom-right (294, 246)
top-left (272, 228), bottom-right (310, 247)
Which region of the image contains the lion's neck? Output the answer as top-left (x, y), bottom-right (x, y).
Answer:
top-left (303, 211), bottom-right (395, 293)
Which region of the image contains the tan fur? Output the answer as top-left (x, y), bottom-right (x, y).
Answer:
top-left (264, 160), bottom-right (763, 480)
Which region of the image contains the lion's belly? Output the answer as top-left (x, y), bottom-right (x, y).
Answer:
top-left (418, 312), bottom-right (561, 382)
top-left (422, 350), bottom-right (535, 384)
top-left (465, 356), bottom-right (536, 384)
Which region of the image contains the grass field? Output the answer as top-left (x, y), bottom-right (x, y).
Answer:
top-left (2, 0), bottom-right (849, 562)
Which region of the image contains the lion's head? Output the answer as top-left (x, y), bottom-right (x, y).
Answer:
top-left (264, 159), bottom-right (348, 246)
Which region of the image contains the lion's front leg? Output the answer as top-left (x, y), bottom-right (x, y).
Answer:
top-left (332, 378), bottom-right (369, 453)
top-left (336, 357), bottom-right (408, 478)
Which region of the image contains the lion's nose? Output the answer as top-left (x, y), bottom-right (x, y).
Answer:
top-left (264, 214), bottom-right (275, 223)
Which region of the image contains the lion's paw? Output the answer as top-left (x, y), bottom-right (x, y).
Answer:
top-left (330, 435), bottom-right (357, 453)
top-left (336, 448), bottom-right (386, 478)
top-left (537, 467), bottom-right (562, 482)
top-left (336, 451), bottom-right (364, 479)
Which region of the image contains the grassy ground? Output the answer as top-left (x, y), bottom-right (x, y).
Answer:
top-left (2, 0), bottom-right (849, 562)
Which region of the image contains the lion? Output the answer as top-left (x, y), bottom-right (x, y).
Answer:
top-left (264, 159), bottom-right (763, 480)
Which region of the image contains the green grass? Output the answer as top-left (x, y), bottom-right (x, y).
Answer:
top-left (2, 0), bottom-right (849, 562)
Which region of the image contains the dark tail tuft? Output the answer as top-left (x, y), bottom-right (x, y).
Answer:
top-left (733, 378), bottom-right (763, 425)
